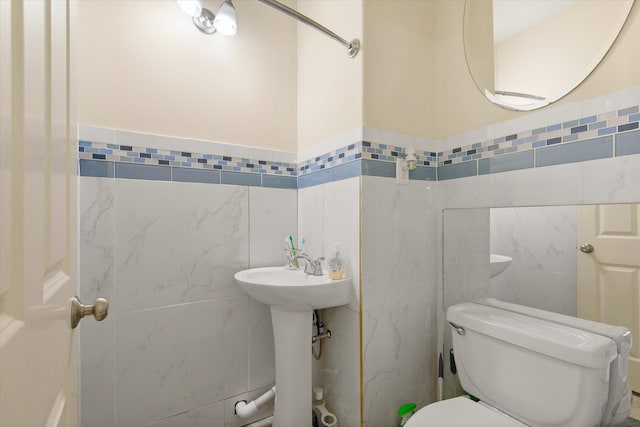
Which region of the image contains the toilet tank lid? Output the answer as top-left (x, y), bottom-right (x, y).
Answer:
top-left (448, 302), bottom-right (618, 369)
top-left (478, 298), bottom-right (631, 354)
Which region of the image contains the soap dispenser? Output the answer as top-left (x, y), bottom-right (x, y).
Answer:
top-left (328, 242), bottom-right (345, 280)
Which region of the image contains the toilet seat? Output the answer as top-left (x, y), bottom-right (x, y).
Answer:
top-left (405, 396), bottom-right (527, 427)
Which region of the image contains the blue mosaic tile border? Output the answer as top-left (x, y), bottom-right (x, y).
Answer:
top-left (79, 159), bottom-right (298, 189)
top-left (79, 141), bottom-right (298, 176)
top-left (438, 106), bottom-right (639, 166)
top-left (296, 141), bottom-right (437, 176)
top-left (78, 103), bottom-right (640, 186)
top-left (437, 105), bottom-right (640, 181)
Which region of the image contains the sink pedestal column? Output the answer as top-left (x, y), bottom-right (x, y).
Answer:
top-left (271, 307), bottom-right (312, 427)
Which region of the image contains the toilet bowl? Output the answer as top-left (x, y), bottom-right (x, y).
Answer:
top-left (407, 300), bottom-right (631, 427)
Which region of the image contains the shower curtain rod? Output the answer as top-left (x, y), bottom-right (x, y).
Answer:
top-left (256, 0), bottom-right (360, 58)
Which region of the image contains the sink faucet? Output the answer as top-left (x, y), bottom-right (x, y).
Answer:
top-left (290, 253), bottom-right (325, 276)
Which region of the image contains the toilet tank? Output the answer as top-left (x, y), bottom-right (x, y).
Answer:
top-left (448, 302), bottom-right (618, 427)
top-left (477, 298), bottom-right (632, 426)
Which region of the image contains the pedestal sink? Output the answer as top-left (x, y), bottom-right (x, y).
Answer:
top-left (234, 267), bottom-right (351, 426)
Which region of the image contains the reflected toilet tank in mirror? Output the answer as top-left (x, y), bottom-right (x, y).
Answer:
top-left (463, 0), bottom-right (634, 111)
top-left (442, 204), bottom-right (640, 400)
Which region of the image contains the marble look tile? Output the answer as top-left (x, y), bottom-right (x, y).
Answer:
top-left (115, 305), bottom-right (189, 427)
top-left (487, 273), bottom-right (520, 304)
top-left (361, 177), bottom-right (437, 312)
top-left (78, 124), bottom-right (116, 144)
top-left (583, 155), bottom-right (640, 204)
top-left (513, 268), bottom-right (577, 316)
top-left (323, 177), bottom-right (361, 310)
top-left (438, 173), bottom-right (494, 209)
top-left (80, 315), bottom-right (115, 427)
top-left (248, 298), bottom-right (275, 390)
top-left (298, 184), bottom-right (324, 260)
top-left (184, 183), bottom-right (249, 302)
top-left (143, 401), bottom-right (225, 427)
top-left (249, 187), bottom-right (297, 268)
top-left (443, 208), bottom-right (490, 309)
top-left (322, 306), bottom-right (361, 427)
top-left (223, 387), bottom-right (276, 427)
top-left (490, 206), bottom-right (577, 276)
top-left (362, 301), bottom-right (437, 427)
top-left (79, 177), bottom-right (114, 302)
top-left (114, 180), bottom-right (188, 313)
top-left (79, 178), bottom-right (115, 427)
top-left (492, 162), bottom-right (584, 207)
top-left (187, 297), bottom-right (249, 408)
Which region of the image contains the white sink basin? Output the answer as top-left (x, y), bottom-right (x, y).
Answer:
top-left (234, 267), bottom-right (351, 311)
top-left (490, 254), bottom-right (513, 278)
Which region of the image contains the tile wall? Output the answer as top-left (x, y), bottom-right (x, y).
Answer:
top-left (490, 206), bottom-right (578, 316)
top-left (78, 86), bottom-right (640, 427)
top-left (360, 177), bottom-right (438, 426)
top-left (298, 177), bottom-right (361, 427)
top-left (79, 177), bottom-right (296, 426)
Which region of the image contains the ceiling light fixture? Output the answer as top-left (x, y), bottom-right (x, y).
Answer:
top-left (176, 0), bottom-right (360, 58)
top-left (176, 0), bottom-right (237, 36)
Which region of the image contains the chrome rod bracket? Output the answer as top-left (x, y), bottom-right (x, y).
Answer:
top-left (257, 0), bottom-right (360, 58)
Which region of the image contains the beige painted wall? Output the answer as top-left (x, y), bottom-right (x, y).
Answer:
top-left (434, 0), bottom-right (640, 140)
top-left (78, 0), bottom-right (297, 152)
top-left (362, 0), bottom-right (436, 138)
top-left (296, 0), bottom-right (363, 153)
top-left (78, 0), bottom-right (640, 151)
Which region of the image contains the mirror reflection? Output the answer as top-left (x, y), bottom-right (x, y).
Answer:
top-left (443, 204), bottom-right (640, 399)
top-left (463, 0), bottom-right (634, 111)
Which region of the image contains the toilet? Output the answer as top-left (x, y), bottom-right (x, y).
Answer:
top-left (407, 299), bottom-right (632, 427)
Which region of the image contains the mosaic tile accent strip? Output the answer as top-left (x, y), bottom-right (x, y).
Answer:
top-left (438, 105), bottom-right (639, 166)
top-left (297, 142), bottom-right (363, 175)
top-left (78, 102), bottom-right (640, 187)
top-left (296, 141), bottom-right (437, 176)
top-left (78, 141), bottom-right (298, 177)
top-left (360, 141), bottom-right (437, 167)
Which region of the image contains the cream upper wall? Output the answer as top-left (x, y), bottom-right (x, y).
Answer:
top-left (78, 0), bottom-right (640, 152)
top-left (296, 0), bottom-right (363, 153)
top-left (362, 0), bottom-right (436, 139)
top-left (434, 0), bottom-right (640, 140)
top-left (78, 0), bottom-right (297, 152)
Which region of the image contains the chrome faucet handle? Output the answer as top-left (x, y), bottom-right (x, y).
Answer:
top-left (311, 257), bottom-right (325, 276)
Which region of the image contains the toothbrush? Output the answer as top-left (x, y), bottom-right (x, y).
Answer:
top-left (289, 235), bottom-right (299, 267)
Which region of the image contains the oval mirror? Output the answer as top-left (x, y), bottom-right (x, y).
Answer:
top-left (463, 0), bottom-right (634, 111)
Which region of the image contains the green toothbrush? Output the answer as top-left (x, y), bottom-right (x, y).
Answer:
top-left (289, 235), bottom-right (299, 267)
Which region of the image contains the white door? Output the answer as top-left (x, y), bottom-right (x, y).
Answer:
top-left (577, 204), bottom-right (640, 393)
top-left (0, 1), bottom-right (80, 425)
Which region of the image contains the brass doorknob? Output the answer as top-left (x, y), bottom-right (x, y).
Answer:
top-left (70, 296), bottom-right (109, 329)
top-left (579, 243), bottom-right (594, 254)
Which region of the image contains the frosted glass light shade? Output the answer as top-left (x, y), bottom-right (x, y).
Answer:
top-left (213, 0), bottom-right (237, 36)
top-left (176, 0), bottom-right (202, 17)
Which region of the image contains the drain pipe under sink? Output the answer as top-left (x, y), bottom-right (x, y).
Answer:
top-left (235, 386), bottom-right (276, 419)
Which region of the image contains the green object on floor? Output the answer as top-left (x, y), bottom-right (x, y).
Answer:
top-left (398, 402), bottom-right (417, 426)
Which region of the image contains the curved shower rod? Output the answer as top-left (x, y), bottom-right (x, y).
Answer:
top-left (257, 0), bottom-right (360, 58)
